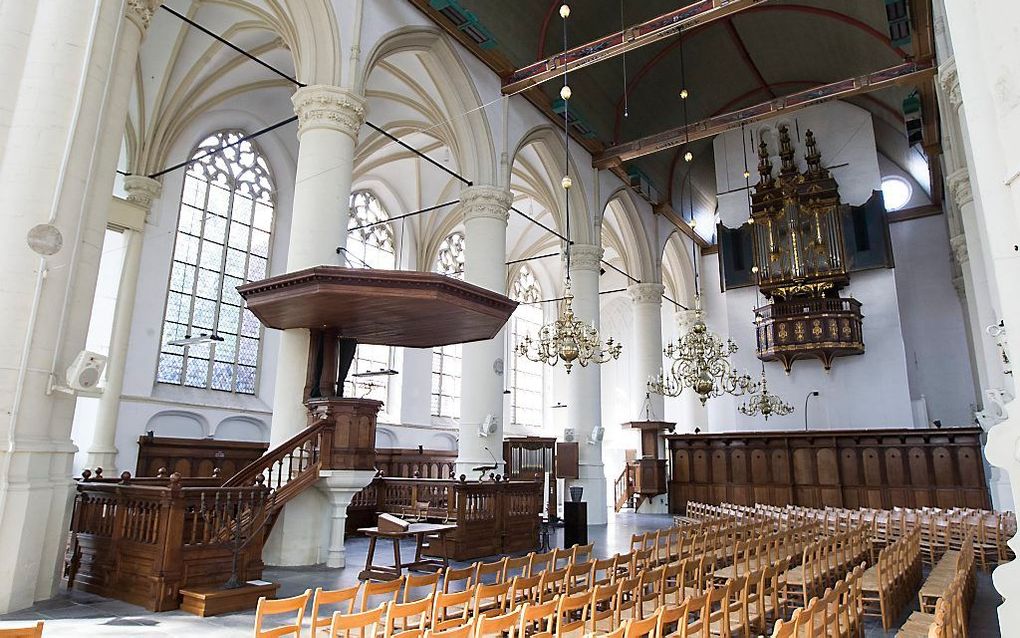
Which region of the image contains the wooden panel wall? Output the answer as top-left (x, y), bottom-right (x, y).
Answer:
top-left (135, 436), bottom-right (268, 479)
top-left (667, 427), bottom-right (990, 513)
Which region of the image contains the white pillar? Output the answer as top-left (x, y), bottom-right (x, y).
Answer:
top-left (672, 309), bottom-right (704, 432)
top-left (86, 176), bottom-right (161, 472)
top-left (628, 283), bottom-right (665, 420)
top-left (455, 185), bottom-right (512, 477)
top-left (566, 244), bottom-right (608, 524)
top-left (0, 0), bottom-right (147, 613)
top-left (316, 469), bottom-right (377, 568)
top-left (270, 85), bottom-right (366, 446)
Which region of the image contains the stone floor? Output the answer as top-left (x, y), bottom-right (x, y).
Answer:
top-left (0, 512), bottom-right (1004, 636)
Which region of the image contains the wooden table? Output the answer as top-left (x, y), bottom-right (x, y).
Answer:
top-left (357, 523), bottom-right (457, 581)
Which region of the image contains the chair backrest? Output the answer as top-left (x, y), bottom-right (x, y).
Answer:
top-left (362, 577), bottom-right (405, 612)
top-left (312, 585), bottom-right (361, 634)
top-left (510, 574), bottom-right (542, 605)
top-left (599, 623), bottom-right (628, 638)
top-left (423, 619), bottom-right (474, 638)
top-left (474, 557), bottom-right (508, 585)
top-left (0, 622), bottom-right (44, 638)
top-left (588, 582), bottom-right (618, 631)
top-left (567, 560), bottom-right (593, 593)
top-left (443, 565), bottom-right (476, 593)
top-left (615, 575), bottom-right (641, 624)
top-left (519, 598), bottom-right (559, 638)
top-left (473, 581), bottom-right (512, 617)
top-left (639, 566), bottom-right (664, 606)
top-left (529, 550), bottom-right (555, 577)
top-left (655, 602), bottom-right (687, 638)
top-left (404, 570), bottom-right (442, 603)
top-left (592, 556), bottom-right (617, 586)
top-left (681, 591), bottom-right (709, 638)
top-left (386, 595), bottom-right (434, 638)
top-left (476, 608), bottom-right (520, 638)
top-left (612, 553), bottom-right (634, 581)
top-left (769, 608), bottom-right (801, 637)
top-left (704, 583), bottom-right (732, 638)
top-left (254, 589), bottom-right (311, 638)
top-left (538, 567), bottom-right (569, 603)
top-left (329, 604), bottom-right (387, 638)
top-left (661, 561), bottom-right (681, 605)
top-left (624, 607), bottom-right (661, 638)
top-left (572, 543), bottom-right (594, 564)
top-left (505, 555), bottom-right (531, 580)
top-left (552, 546), bottom-right (574, 570)
top-left (554, 590), bottom-right (591, 638)
top-left (432, 586), bottom-right (475, 631)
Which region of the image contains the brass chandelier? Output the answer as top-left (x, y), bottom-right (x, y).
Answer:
top-left (738, 369), bottom-right (794, 419)
top-left (648, 295), bottom-right (758, 405)
top-left (516, 3), bottom-right (622, 374)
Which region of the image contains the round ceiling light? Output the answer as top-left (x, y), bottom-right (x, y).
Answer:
top-left (881, 176), bottom-right (911, 212)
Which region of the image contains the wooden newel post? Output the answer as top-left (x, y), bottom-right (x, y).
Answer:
top-left (153, 472), bottom-right (186, 611)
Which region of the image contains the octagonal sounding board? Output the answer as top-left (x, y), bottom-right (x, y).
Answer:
top-left (238, 266), bottom-right (518, 348)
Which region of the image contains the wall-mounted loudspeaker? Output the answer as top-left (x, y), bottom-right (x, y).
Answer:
top-left (587, 425), bottom-right (605, 445)
top-left (477, 414), bottom-right (498, 437)
top-left (66, 350), bottom-right (107, 392)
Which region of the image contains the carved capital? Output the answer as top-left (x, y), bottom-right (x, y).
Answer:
top-left (565, 243), bottom-right (603, 273)
top-left (125, 0), bottom-right (160, 32)
top-left (457, 185), bottom-right (512, 224)
top-left (947, 168), bottom-right (974, 208)
top-left (675, 309), bottom-right (700, 331)
top-left (950, 234), bottom-right (969, 266)
top-left (292, 85), bottom-right (366, 140)
top-left (939, 59), bottom-right (963, 110)
top-left (628, 283), bottom-right (665, 305)
top-left (123, 175), bottom-right (162, 211)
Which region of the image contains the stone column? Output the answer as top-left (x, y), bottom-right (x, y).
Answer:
top-left (270, 85), bottom-right (366, 446)
top-left (628, 283), bottom-right (665, 420)
top-left (672, 308), bottom-right (704, 432)
top-left (86, 176), bottom-right (162, 471)
top-left (264, 86), bottom-right (366, 567)
top-left (455, 185), bottom-right (512, 477)
top-left (566, 244), bottom-right (608, 524)
top-left (0, 0), bottom-right (144, 613)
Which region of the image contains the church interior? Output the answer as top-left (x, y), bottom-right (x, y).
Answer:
top-left (2, 0), bottom-right (1020, 636)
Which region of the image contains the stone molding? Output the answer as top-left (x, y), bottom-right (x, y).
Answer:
top-left (628, 283), bottom-right (665, 305)
top-left (950, 234), bottom-right (969, 266)
top-left (457, 185), bottom-right (512, 224)
top-left (938, 58), bottom-right (963, 110)
top-left (124, 175), bottom-right (162, 211)
top-left (292, 85), bottom-right (366, 140)
top-left (126, 0), bottom-right (160, 32)
top-left (565, 243), bottom-right (603, 272)
top-left (947, 168), bottom-right (973, 208)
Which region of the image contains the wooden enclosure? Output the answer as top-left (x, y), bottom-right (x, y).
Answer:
top-left (135, 435), bottom-right (268, 479)
top-left (667, 427), bottom-right (991, 513)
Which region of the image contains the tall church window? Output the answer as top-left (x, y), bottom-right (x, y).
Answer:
top-left (510, 266), bottom-right (544, 428)
top-left (431, 231), bottom-right (465, 418)
top-left (157, 131), bottom-right (274, 394)
top-left (345, 190), bottom-right (395, 403)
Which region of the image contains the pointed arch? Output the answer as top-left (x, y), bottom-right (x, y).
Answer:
top-left (602, 188), bottom-right (656, 284)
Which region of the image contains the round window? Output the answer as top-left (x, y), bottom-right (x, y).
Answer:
top-left (881, 176), bottom-right (912, 212)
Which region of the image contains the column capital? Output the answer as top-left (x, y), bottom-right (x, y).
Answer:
top-left (457, 185), bottom-right (512, 224)
top-left (126, 0), bottom-right (160, 32)
top-left (675, 308), bottom-right (700, 331)
top-left (292, 85), bottom-right (366, 140)
top-left (938, 58), bottom-right (963, 110)
top-left (564, 243), bottom-right (603, 272)
top-left (628, 282), bottom-right (665, 305)
top-left (123, 174), bottom-right (162, 211)
top-left (947, 168), bottom-right (974, 208)
top-left (950, 234), bottom-right (969, 266)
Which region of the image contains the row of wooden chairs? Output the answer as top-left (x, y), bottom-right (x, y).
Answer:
top-left (897, 569), bottom-right (972, 638)
top-left (711, 524), bottom-right (818, 585)
top-left (770, 564), bottom-right (865, 638)
top-left (783, 526), bottom-right (871, 611)
top-left (917, 535), bottom-right (975, 616)
top-left (860, 527), bottom-right (922, 631)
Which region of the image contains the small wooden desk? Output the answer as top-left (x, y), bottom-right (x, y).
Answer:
top-left (357, 522), bottom-right (457, 581)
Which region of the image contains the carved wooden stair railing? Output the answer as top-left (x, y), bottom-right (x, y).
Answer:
top-left (614, 463), bottom-right (644, 512)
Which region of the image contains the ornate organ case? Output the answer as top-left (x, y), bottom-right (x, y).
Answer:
top-left (750, 126), bottom-right (865, 372)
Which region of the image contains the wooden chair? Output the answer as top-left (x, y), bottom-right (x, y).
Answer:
top-left (505, 555), bottom-right (531, 580)
top-left (623, 608), bottom-right (661, 638)
top-left (553, 590), bottom-right (591, 638)
top-left (442, 565), bottom-right (476, 593)
top-left (538, 567), bottom-right (569, 603)
top-left (386, 596), bottom-right (434, 638)
top-left (519, 599), bottom-right (559, 638)
top-left (768, 609), bottom-right (801, 638)
top-left (637, 566), bottom-right (664, 617)
top-left (588, 583), bottom-right (619, 634)
top-left (660, 561), bottom-right (682, 606)
top-left (680, 591), bottom-right (709, 638)
top-left (423, 619), bottom-right (474, 638)
top-left (404, 571), bottom-right (442, 603)
top-left (432, 586), bottom-right (475, 631)
top-left (510, 574), bottom-right (543, 606)
top-left (631, 549), bottom-right (654, 573)
top-left (361, 577), bottom-right (405, 613)
top-left (475, 557), bottom-right (508, 585)
top-left (566, 560), bottom-right (593, 594)
top-left (254, 589), bottom-right (312, 638)
top-left (655, 603), bottom-right (688, 638)
top-left (476, 609), bottom-right (521, 638)
top-left (552, 546), bottom-right (575, 570)
top-left (615, 576), bottom-right (642, 626)
top-left (472, 581), bottom-right (511, 617)
top-left (529, 550), bottom-right (555, 577)
top-left (572, 543), bottom-right (594, 565)
top-left (594, 624), bottom-right (627, 638)
top-left (0, 622), bottom-right (44, 638)
top-left (311, 585), bottom-right (361, 635)
top-left (592, 557), bottom-right (617, 586)
top-left (328, 605), bottom-right (386, 638)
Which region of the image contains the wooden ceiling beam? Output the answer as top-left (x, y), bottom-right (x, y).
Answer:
top-left (594, 60), bottom-right (936, 167)
top-left (502, 0), bottom-right (769, 95)
top-left (909, 0), bottom-right (943, 205)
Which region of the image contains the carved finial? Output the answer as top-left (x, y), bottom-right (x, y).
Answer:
top-left (120, 471), bottom-right (132, 483)
top-left (81, 469), bottom-right (92, 481)
top-left (803, 129), bottom-right (824, 176)
top-left (94, 467), bottom-right (104, 479)
top-left (212, 467), bottom-right (221, 478)
top-left (157, 467), bottom-right (167, 478)
top-left (778, 125), bottom-right (796, 176)
top-left (254, 474), bottom-right (266, 486)
top-left (757, 140), bottom-right (774, 189)
top-left (169, 471), bottom-right (182, 485)
top-left (459, 474), bottom-right (467, 483)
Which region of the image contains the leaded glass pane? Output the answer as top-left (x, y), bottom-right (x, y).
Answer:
top-left (157, 130), bottom-right (274, 395)
top-left (250, 229), bottom-right (270, 257)
top-left (430, 231), bottom-right (466, 417)
top-left (510, 266), bottom-right (544, 428)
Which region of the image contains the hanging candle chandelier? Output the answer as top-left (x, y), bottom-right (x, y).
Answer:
top-left (648, 295), bottom-right (757, 405)
top-left (515, 3), bottom-right (622, 374)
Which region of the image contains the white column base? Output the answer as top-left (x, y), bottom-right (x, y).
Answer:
top-left (82, 447), bottom-right (118, 475)
top-left (636, 495), bottom-right (670, 514)
top-left (570, 462), bottom-right (608, 526)
top-left (262, 488), bottom-right (328, 566)
top-left (316, 470), bottom-right (376, 569)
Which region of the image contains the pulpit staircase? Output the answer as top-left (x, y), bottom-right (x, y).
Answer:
top-left (614, 463), bottom-right (647, 512)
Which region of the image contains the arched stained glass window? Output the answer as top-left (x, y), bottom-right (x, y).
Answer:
top-left (345, 190), bottom-right (395, 404)
top-left (157, 131), bottom-right (274, 394)
top-left (431, 231), bottom-right (465, 418)
top-left (510, 266), bottom-right (544, 428)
